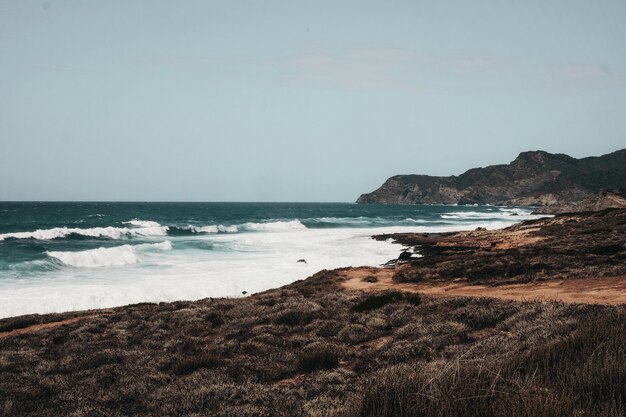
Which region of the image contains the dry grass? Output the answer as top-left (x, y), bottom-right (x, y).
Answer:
top-left (346, 308), bottom-right (625, 417)
top-left (0, 269), bottom-right (623, 416)
top-left (351, 291), bottom-right (420, 312)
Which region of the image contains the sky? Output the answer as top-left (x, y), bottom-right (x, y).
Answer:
top-left (1, 1), bottom-right (625, 202)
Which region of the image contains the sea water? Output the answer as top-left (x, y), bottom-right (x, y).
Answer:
top-left (0, 202), bottom-right (543, 318)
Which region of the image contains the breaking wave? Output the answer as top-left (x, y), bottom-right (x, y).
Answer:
top-left (186, 224), bottom-right (239, 234)
top-left (0, 223), bottom-right (168, 241)
top-left (176, 220), bottom-right (307, 235)
top-left (241, 220), bottom-right (306, 231)
top-left (46, 241), bottom-right (173, 268)
top-left (302, 217), bottom-right (441, 228)
top-left (440, 208), bottom-right (539, 220)
top-left (122, 219), bottom-right (162, 228)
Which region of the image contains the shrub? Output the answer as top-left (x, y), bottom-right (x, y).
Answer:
top-left (274, 310), bottom-right (312, 326)
top-left (352, 291), bottom-right (420, 313)
top-left (362, 275), bottom-right (378, 283)
top-left (205, 312), bottom-right (224, 327)
top-left (316, 320), bottom-right (343, 337)
top-left (297, 343), bottom-right (340, 373)
top-left (74, 350), bottom-right (124, 371)
top-left (172, 353), bottom-right (222, 376)
top-left (0, 316), bottom-right (40, 333)
top-left (338, 324), bottom-right (370, 344)
top-left (451, 303), bottom-right (511, 330)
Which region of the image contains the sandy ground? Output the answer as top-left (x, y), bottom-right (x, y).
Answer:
top-left (340, 266), bottom-right (626, 305)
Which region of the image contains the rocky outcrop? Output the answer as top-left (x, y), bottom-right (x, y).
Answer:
top-left (373, 208), bottom-right (626, 285)
top-left (357, 149), bottom-right (626, 209)
top-left (533, 191), bottom-right (626, 214)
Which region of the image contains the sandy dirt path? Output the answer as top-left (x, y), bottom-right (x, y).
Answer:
top-left (0, 314), bottom-right (107, 340)
top-left (340, 266), bottom-right (626, 305)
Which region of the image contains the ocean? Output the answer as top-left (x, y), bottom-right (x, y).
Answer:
top-left (0, 202), bottom-right (543, 318)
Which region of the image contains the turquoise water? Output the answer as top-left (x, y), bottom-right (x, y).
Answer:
top-left (0, 202), bottom-right (540, 317)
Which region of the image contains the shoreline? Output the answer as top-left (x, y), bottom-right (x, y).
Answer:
top-left (0, 211), bottom-right (545, 320)
top-left (0, 209), bottom-right (624, 416)
top-left (1, 208), bottom-right (624, 325)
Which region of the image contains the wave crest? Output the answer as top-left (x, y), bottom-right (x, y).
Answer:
top-left (46, 241), bottom-right (172, 268)
top-left (187, 224), bottom-right (239, 234)
top-left (0, 224), bottom-right (168, 241)
top-left (181, 220), bottom-right (306, 234)
top-left (123, 219), bottom-right (161, 228)
top-left (241, 220), bottom-right (306, 231)
top-left (440, 208), bottom-right (535, 220)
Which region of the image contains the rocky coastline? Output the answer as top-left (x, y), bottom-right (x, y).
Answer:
top-left (373, 207), bottom-right (626, 286)
top-left (0, 210), bottom-right (624, 416)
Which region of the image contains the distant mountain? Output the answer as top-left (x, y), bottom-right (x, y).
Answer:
top-left (356, 149), bottom-right (626, 211)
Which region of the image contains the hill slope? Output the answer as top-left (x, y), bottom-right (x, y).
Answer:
top-left (356, 149), bottom-right (626, 209)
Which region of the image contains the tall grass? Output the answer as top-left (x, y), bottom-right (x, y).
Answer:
top-left (345, 308), bottom-right (625, 417)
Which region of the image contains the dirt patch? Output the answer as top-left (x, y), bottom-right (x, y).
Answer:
top-left (340, 267), bottom-right (626, 305)
top-left (0, 316), bottom-right (93, 339)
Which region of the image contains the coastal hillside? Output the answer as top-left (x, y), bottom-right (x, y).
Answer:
top-left (356, 148), bottom-right (626, 210)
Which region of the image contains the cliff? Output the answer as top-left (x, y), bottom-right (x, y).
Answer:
top-left (356, 148), bottom-right (626, 211)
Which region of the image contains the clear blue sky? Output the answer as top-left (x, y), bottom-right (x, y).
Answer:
top-left (1, 1), bottom-right (625, 201)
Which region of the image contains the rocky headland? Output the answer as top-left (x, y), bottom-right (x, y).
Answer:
top-left (356, 148), bottom-right (626, 213)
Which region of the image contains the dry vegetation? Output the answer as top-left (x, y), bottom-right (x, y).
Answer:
top-left (377, 208), bottom-right (626, 285)
top-left (0, 271), bottom-right (624, 417)
top-left (1, 210), bottom-right (625, 416)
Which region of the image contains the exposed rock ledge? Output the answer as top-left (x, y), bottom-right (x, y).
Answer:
top-left (533, 191), bottom-right (626, 214)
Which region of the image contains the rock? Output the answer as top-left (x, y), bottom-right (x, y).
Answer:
top-left (398, 251), bottom-right (413, 261)
top-left (381, 259), bottom-right (397, 269)
top-left (387, 209), bottom-right (626, 285)
top-left (356, 148), bottom-right (626, 209)
top-left (533, 192), bottom-right (626, 214)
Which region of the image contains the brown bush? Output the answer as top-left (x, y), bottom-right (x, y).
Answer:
top-left (352, 291), bottom-right (420, 313)
top-left (171, 353), bottom-right (222, 376)
top-left (273, 310), bottom-right (313, 326)
top-left (297, 343), bottom-right (340, 373)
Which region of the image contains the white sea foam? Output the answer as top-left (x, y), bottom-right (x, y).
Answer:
top-left (189, 224), bottom-right (239, 234)
top-left (241, 220), bottom-right (307, 231)
top-left (123, 219), bottom-right (162, 228)
top-left (46, 241), bottom-right (173, 268)
top-left (47, 245), bottom-right (141, 267)
top-left (187, 221), bottom-right (303, 234)
top-left (440, 208), bottom-right (541, 221)
top-left (312, 216), bottom-right (374, 224)
top-left (0, 215), bottom-right (546, 318)
top-left (404, 218), bottom-right (432, 223)
top-left (0, 224), bottom-right (168, 241)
